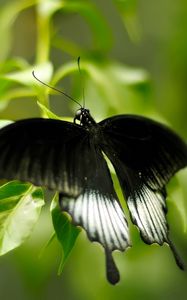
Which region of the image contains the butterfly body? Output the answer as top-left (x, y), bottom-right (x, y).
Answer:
top-left (74, 108), bottom-right (96, 127)
top-left (0, 109), bottom-right (186, 284)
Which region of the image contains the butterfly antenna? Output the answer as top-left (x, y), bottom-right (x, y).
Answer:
top-left (77, 57), bottom-right (85, 108)
top-left (32, 71), bottom-right (82, 108)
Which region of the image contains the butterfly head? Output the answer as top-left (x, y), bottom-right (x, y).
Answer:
top-left (74, 108), bottom-right (96, 127)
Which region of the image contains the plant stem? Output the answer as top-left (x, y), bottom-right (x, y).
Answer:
top-left (35, 1), bottom-right (51, 115)
top-left (36, 7), bottom-right (50, 63)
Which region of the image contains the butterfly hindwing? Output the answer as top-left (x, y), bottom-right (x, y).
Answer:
top-left (60, 145), bottom-right (131, 284)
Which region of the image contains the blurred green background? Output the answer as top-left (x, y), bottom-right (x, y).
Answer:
top-left (0, 0), bottom-right (187, 299)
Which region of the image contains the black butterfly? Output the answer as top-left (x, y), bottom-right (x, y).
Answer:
top-left (0, 106), bottom-right (186, 284)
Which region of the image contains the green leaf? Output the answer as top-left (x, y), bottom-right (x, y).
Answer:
top-left (52, 60), bottom-right (79, 86)
top-left (82, 60), bottom-right (150, 116)
top-left (37, 101), bottom-right (62, 120)
top-left (0, 58), bottom-right (33, 110)
top-left (0, 181), bottom-right (44, 255)
top-left (0, 57), bottom-right (29, 73)
top-left (2, 62), bottom-right (53, 86)
top-left (0, 62), bottom-right (53, 113)
top-left (50, 193), bottom-right (80, 273)
top-left (36, 102), bottom-right (73, 122)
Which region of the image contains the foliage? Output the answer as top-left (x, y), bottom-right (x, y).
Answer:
top-left (0, 181), bottom-right (44, 255)
top-left (50, 193), bottom-right (80, 274)
top-left (0, 0), bottom-right (186, 299)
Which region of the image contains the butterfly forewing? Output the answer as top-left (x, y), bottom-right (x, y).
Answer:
top-left (0, 119), bottom-right (90, 196)
top-left (100, 115), bottom-right (187, 190)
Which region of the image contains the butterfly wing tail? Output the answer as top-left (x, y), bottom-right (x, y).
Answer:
top-left (105, 249), bottom-right (120, 284)
top-left (168, 239), bottom-right (185, 270)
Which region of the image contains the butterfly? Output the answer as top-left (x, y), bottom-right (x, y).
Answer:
top-left (0, 102), bottom-right (186, 284)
